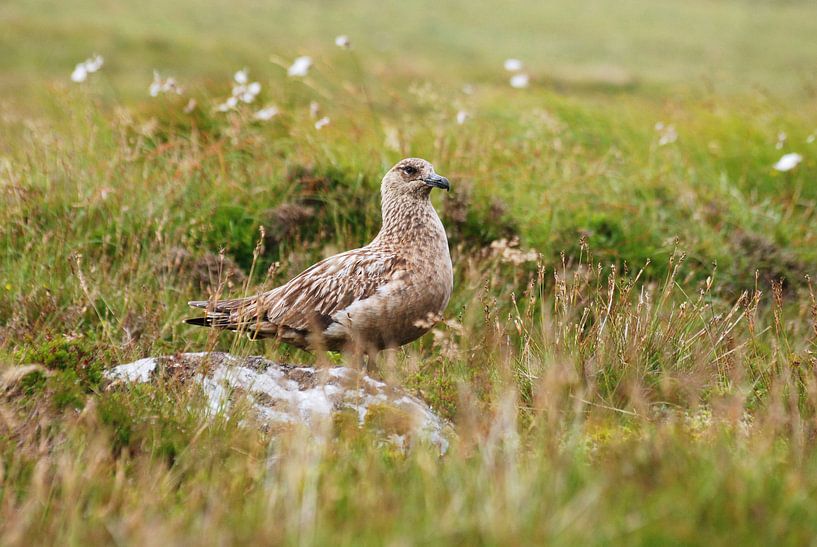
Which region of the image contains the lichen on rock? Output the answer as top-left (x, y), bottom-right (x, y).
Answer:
top-left (104, 352), bottom-right (450, 452)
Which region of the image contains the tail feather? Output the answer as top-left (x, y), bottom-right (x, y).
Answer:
top-left (185, 316), bottom-right (215, 327)
top-left (187, 297), bottom-right (252, 311)
top-left (184, 314), bottom-right (237, 329)
top-left (185, 296), bottom-right (257, 331)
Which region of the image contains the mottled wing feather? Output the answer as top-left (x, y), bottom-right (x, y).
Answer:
top-left (259, 249), bottom-right (405, 333)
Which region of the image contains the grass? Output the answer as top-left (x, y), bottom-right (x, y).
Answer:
top-left (2, 0), bottom-right (817, 544)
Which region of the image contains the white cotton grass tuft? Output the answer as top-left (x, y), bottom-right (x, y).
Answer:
top-left (230, 69), bottom-right (261, 103)
top-left (776, 131), bottom-right (787, 150)
top-left (510, 73), bottom-right (529, 89)
top-left (490, 237), bottom-right (538, 265)
top-left (773, 153), bottom-right (803, 172)
top-left (655, 122), bottom-right (678, 146)
top-left (84, 55), bottom-right (104, 73)
top-left (183, 98), bottom-right (197, 114)
top-left (288, 56), bottom-right (312, 77)
top-left (504, 58), bottom-right (523, 72)
top-left (335, 35), bottom-right (351, 48)
top-left (456, 110), bottom-right (470, 125)
top-left (216, 96), bottom-right (239, 112)
top-left (71, 65), bottom-right (88, 83)
top-left (149, 71), bottom-right (183, 97)
top-left (314, 116), bottom-right (330, 130)
top-left (216, 69), bottom-right (261, 111)
top-left (71, 54), bottom-right (104, 83)
top-left (254, 106), bottom-right (280, 121)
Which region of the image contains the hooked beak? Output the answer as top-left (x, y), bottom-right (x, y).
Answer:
top-left (423, 172), bottom-right (450, 191)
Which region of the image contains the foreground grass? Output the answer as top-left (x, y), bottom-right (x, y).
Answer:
top-left (2, 0), bottom-right (817, 543)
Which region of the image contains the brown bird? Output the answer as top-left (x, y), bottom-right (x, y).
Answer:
top-left (186, 158), bottom-right (453, 363)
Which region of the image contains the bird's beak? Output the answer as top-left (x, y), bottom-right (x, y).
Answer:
top-left (423, 172), bottom-right (450, 191)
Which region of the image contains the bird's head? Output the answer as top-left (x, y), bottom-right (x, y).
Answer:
top-left (381, 158), bottom-right (450, 199)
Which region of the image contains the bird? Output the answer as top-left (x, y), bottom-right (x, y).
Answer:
top-left (185, 157), bottom-right (453, 364)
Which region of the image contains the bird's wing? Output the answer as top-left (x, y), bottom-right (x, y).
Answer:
top-left (260, 248), bottom-right (406, 333)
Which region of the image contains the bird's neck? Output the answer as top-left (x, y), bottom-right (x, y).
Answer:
top-left (371, 192), bottom-right (444, 249)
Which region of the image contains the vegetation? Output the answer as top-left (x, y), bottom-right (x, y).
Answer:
top-left (2, 0), bottom-right (817, 543)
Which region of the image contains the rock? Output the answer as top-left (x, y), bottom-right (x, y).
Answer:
top-left (104, 352), bottom-right (450, 453)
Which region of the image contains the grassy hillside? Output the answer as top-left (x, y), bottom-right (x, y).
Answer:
top-left (2, 0), bottom-right (817, 544)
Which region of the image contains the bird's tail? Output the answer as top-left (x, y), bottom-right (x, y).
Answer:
top-left (185, 297), bottom-right (258, 331)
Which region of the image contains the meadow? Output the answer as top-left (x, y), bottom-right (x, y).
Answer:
top-left (2, 0), bottom-right (817, 543)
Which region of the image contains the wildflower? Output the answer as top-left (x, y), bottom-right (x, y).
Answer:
top-left (70, 54), bottom-right (104, 83)
top-left (288, 56), bottom-right (312, 77)
top-left (773, 152), bottom-right (803, 172)
top-left (254, 105), bottom-right (280, 121)
top-left (776, 131), bottom-right (787, 150)
top-left (309, 101), bottom-right (321, 119)
top-left (456, 110), bottom-right (470, 125)
top-left (149, 71), bottom-right (183, 96)
top-left (314, 117), bottom-right (330, 130)
top-left (4, 283), bottom-right (11, 291)
top-left (234, 69), bottom-right (248, 85)
top-left (504, 58), bottom-right (523, 72)
top-left (335, 35), bottom-right (350, 48)
top-left (655, 122), bottom-right (678, 146)
top-left (510, 73), bottom-right (529, 89)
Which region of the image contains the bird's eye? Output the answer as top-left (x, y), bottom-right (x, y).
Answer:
top-left (402, 166), bottom-right (417, 176)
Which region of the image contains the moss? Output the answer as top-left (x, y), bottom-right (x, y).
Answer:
top-left (199, 203), bottom-right (262, 270)
top-left (49, 369), bottom-right (86, 411)
top-left (19, 369), bottom-right (46, 396)
top-left (332, 408), bottom-right (361, 436)
top-left (97, 394), bottom-right (134, 455)
top-left (18, 335), bottom-right (110, 393)
top-left (364, 404), bottom-right (414, 437)
top-left (20, 336), bottom-right (94, 371)
top-left (443, 190), bottom-right (520, 249)
top-left (97, 386), bottom-right (197, 463)
top-left (194, 163), bottom-right (379, 271)
top-left (549, 209), bottom-right (672, 283)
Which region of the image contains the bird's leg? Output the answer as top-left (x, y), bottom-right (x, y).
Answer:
top-left (346, 345), bottom-right (367, 372)
top-left (363, 352), bottom-right (383, 379)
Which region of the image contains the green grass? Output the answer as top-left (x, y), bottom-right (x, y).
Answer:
top-left (2, 0), bottom-right (817, 544)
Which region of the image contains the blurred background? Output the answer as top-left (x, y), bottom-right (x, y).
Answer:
top-left (3, 0), bottom-right (817, 101)
top-left (2, 0), bottom-right (817, 309)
